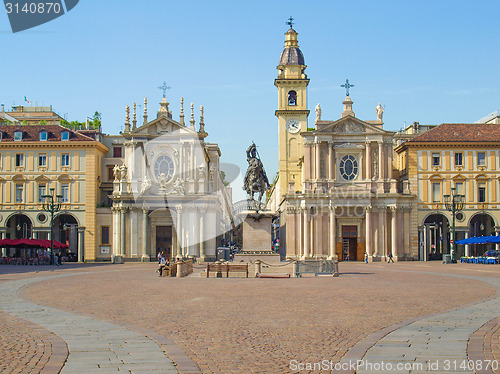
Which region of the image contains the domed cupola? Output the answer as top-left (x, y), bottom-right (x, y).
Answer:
top-left (279, 27), bottom-right (305, 66)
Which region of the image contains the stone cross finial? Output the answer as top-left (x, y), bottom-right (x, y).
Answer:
top-left (143, 97), bottom-right (148, 125)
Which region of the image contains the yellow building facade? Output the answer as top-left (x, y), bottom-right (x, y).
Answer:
top-left (0, 118), bottom-right (108, 261)
top-left (396, 123), bottom-right (500, 259)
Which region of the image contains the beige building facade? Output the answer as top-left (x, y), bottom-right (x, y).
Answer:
top-left (269, 26), bottom-right (416, 261)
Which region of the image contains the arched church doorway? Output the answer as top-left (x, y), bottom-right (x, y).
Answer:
top-left (469, 213), bottom-right (496, 256)
top-left (422, 214), bottom-right (450, 261)
top-left (54, 214), bottom-right (78, 261)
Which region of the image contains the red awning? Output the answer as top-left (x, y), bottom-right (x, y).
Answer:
top-left (0, 238), bottom-right (68, 249)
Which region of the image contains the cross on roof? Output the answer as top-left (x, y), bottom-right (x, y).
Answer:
top-left (158, 81), bottom-right (171, 98)
top-left (341, 79), bottom-right (354, 96)
top-left (286, 16), bottom-right (294, 28)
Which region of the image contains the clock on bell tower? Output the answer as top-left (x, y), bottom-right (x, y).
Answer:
top-left (275, 22), bottom-right (310, 198)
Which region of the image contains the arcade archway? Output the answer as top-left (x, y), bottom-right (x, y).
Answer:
top-left (422, 213), bottom-right (450, 261)
top-left (469, 213), bottom-right (496, 256)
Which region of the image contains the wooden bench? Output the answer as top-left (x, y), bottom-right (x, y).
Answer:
top-left (206, 263), bottom-right (248, 278)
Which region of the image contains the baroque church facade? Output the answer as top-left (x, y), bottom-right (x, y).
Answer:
top-left (101, 98), bottom-right (233, 262)
top-left (268, 26), bottom-right (417, 261)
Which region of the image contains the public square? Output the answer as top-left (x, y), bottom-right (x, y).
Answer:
top-left (0, 262), bottom-right (499, 373)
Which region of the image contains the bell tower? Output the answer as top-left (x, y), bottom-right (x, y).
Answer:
top-left (275, 21), bottom-right (310, 198)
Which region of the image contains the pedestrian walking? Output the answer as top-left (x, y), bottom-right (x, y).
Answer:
top-left (364, 252), bottom-right (368, 264)
top-left (388, 252), bottom-right (394, 263)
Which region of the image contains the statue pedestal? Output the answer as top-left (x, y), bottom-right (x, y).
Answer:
top-left (234, 210), bottom-right (280, 263)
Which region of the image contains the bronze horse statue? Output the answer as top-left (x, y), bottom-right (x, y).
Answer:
top-left (243, 143), bottom-right (270, 209)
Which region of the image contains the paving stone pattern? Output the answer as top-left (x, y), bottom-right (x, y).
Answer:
top-left (21, 263), bottom-right (495, 373)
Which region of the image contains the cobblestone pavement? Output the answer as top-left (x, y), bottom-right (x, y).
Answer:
top-left (0, 269), bottom-right (181, 374)
top-left (15, 262), bottom-right (496, 373)
top-left (0, 310), bottom-right (67, 374)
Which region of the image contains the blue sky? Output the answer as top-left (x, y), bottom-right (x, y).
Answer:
top-left (2, 1), bottom-right (500, 202)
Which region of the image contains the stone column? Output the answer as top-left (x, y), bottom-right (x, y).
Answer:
top-left (423, 224), bottom-right (428, 261)
top-left (387, 141), bottom-right (393, 180)
top-left (1, 231), bottom-right (6, 257)
top-left (130, 208), bottom-right (137, 257)
top-left (365, 206), bottom-right (372, 260)
top-left (77, 227), bottom-right (85, 263)
top-left (315, 142), bottom-right (321, 180)
top-left (329, 205), bottom-right (336, 259)
top-left (328, 142), bottom-right (335, 180)
top-left (199, 208), bottom-right (206, 261)
top-left (391, 207), bottom-right (397, 261)
top-left (142, 208), bottom-right (149, 261)
top-left (120, 208), bottom-right (126, 256)
top-left (298, 209), bottom-right (303, 258)
top-left (365, 140), bottom-right (372, 180)
top-left (315, 209), bottom-right (322, 258)
top-left (114, 207), bottom-right (122, 256)
top-left (380, 208), bottom-right (386, 259)
top-left (464, 231), bottom-right (470, 257)
top-left (175, 205), bottom-right (182, 259)
top-left (404, 208), bottom-right (411, 258)
top-left (303, 208), bottom-right (310, 258)
top-left (378, 141), bottom-right (384, 180)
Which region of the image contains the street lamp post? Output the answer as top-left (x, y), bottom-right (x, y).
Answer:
top-left (444, 187), bottom-right (465, 262)
top-left (42, 188), bottom-right (63, 265)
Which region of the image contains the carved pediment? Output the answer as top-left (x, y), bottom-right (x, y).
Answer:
top-left (333, 121), bottom-right (366, 133)
top-left (131, 117), bottom-right (195, 137)
top-left (334, 142), bottom-right (365, 150)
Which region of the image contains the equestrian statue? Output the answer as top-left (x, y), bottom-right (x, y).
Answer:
top-left (243, 143), bottom-right (270, 209)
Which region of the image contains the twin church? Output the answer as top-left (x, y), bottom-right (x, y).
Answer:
top-left (1, 23), bottom-right (498, 262)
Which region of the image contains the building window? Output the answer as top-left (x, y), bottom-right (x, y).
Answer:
top-left (61, 131), bottom-right (70, 141)
top-left (107, 166), bottom-right (114, 181)
top-left (15, 184), bottom-right (23, 202)
top-left (432, 182), bottom-right (441, 202)
top-left (339, 155), bottom-right (358, 181)
top-left (288, 90), bottom-right (297, 106)
top-left (40, 131), bottom-right (48, 141)
top-left (61, 153), bottom-right (70, 167)
top-left (101, 226), bottom-right (110, 245)
top-left (478, 182), bottom-right (486, 203)
top-left (477, 152), bottom-right (486, 167)
top-left (15, 153), bottom-right (24, 167)
top-left (113, 146), bottom-right (123, 158)
top-left (455, 182), bottom-right (464, 197)
top-left (14, 131), bottom-right (22, 141)
top-left (38, 153), bottom-right (47, 167)
top-left (61, 183), bottom-right (69, 202)
top-left (454, 152), bottom-right (463, 167)
top-left (432, 153), bottom-right (440, 167)
top-left (38, 184), bottom-right (46, 202)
